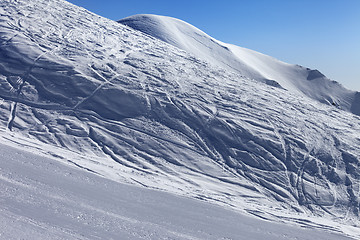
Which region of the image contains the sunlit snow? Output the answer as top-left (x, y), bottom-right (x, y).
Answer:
top-left (0, 0), bottom-right (359, 239)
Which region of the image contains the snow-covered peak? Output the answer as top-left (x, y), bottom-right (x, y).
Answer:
top-left (120, 14), bottom-right (211, 49)
top-left (119, 14), bottom-right (359, 115)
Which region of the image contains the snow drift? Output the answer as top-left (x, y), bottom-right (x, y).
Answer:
top-left (0, 0), bottom-right (359, 238)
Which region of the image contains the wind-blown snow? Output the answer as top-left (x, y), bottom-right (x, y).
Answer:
top-left (0, 0), bottom-right (359, 239)
top-left (119, 14), bottom-right (360, 115)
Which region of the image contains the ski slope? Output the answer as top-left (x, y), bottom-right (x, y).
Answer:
top-left (0, 0), bottom-right (359, 239)
top-left (0, 143), bottom-right (352, 240)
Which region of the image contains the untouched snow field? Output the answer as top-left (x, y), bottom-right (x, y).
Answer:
top-left (0, 0), bottom-right (359, 239)
top-left (0, 142), bottom-right (351, 240)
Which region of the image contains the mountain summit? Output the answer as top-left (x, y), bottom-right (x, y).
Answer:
top-left (0, 0), bottom-right (359, 238)
top-left (119, 14), bottom-right (360, 115)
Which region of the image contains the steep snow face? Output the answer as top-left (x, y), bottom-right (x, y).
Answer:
top-left (119, 14), bottom-right (359, 115)
top-left (0, 0), bottom-right (360, 238)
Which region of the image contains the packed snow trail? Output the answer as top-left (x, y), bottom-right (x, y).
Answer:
top-left (0, 0), bottom-right (359, 238)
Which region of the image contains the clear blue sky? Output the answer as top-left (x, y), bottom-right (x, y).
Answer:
top-left (67, 0), bottom-right (360, 91)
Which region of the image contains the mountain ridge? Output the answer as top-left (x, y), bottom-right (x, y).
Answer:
top-left (119, 14), bottom-right (359, 115)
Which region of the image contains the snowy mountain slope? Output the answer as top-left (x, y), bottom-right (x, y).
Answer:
top-left (0, 0), bottom-right (359, 238)
top-left (119, 14), bottom-right (360, 115)
top-left (0, 143), bottom-right (351, 240)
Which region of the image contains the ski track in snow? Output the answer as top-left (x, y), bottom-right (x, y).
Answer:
top-left (0, 0), bottom-right (359, 239)
top-left (0, 143), bottom-right (352, 240)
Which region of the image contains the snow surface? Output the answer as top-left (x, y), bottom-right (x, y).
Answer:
top-left (0, 142), bottom-right (352, 240)
top-left (119, 14), bottom-right (360, 115)
top-left (0, 0), bottom-right (359, 239)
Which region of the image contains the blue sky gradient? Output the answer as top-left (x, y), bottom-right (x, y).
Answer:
top-left (67, 0), bottom-right (360, 91)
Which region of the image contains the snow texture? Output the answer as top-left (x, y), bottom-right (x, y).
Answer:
top-left (1, 143), bottom-right (352, 240)
top-left (0, 0), bottom-right (359, 239)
